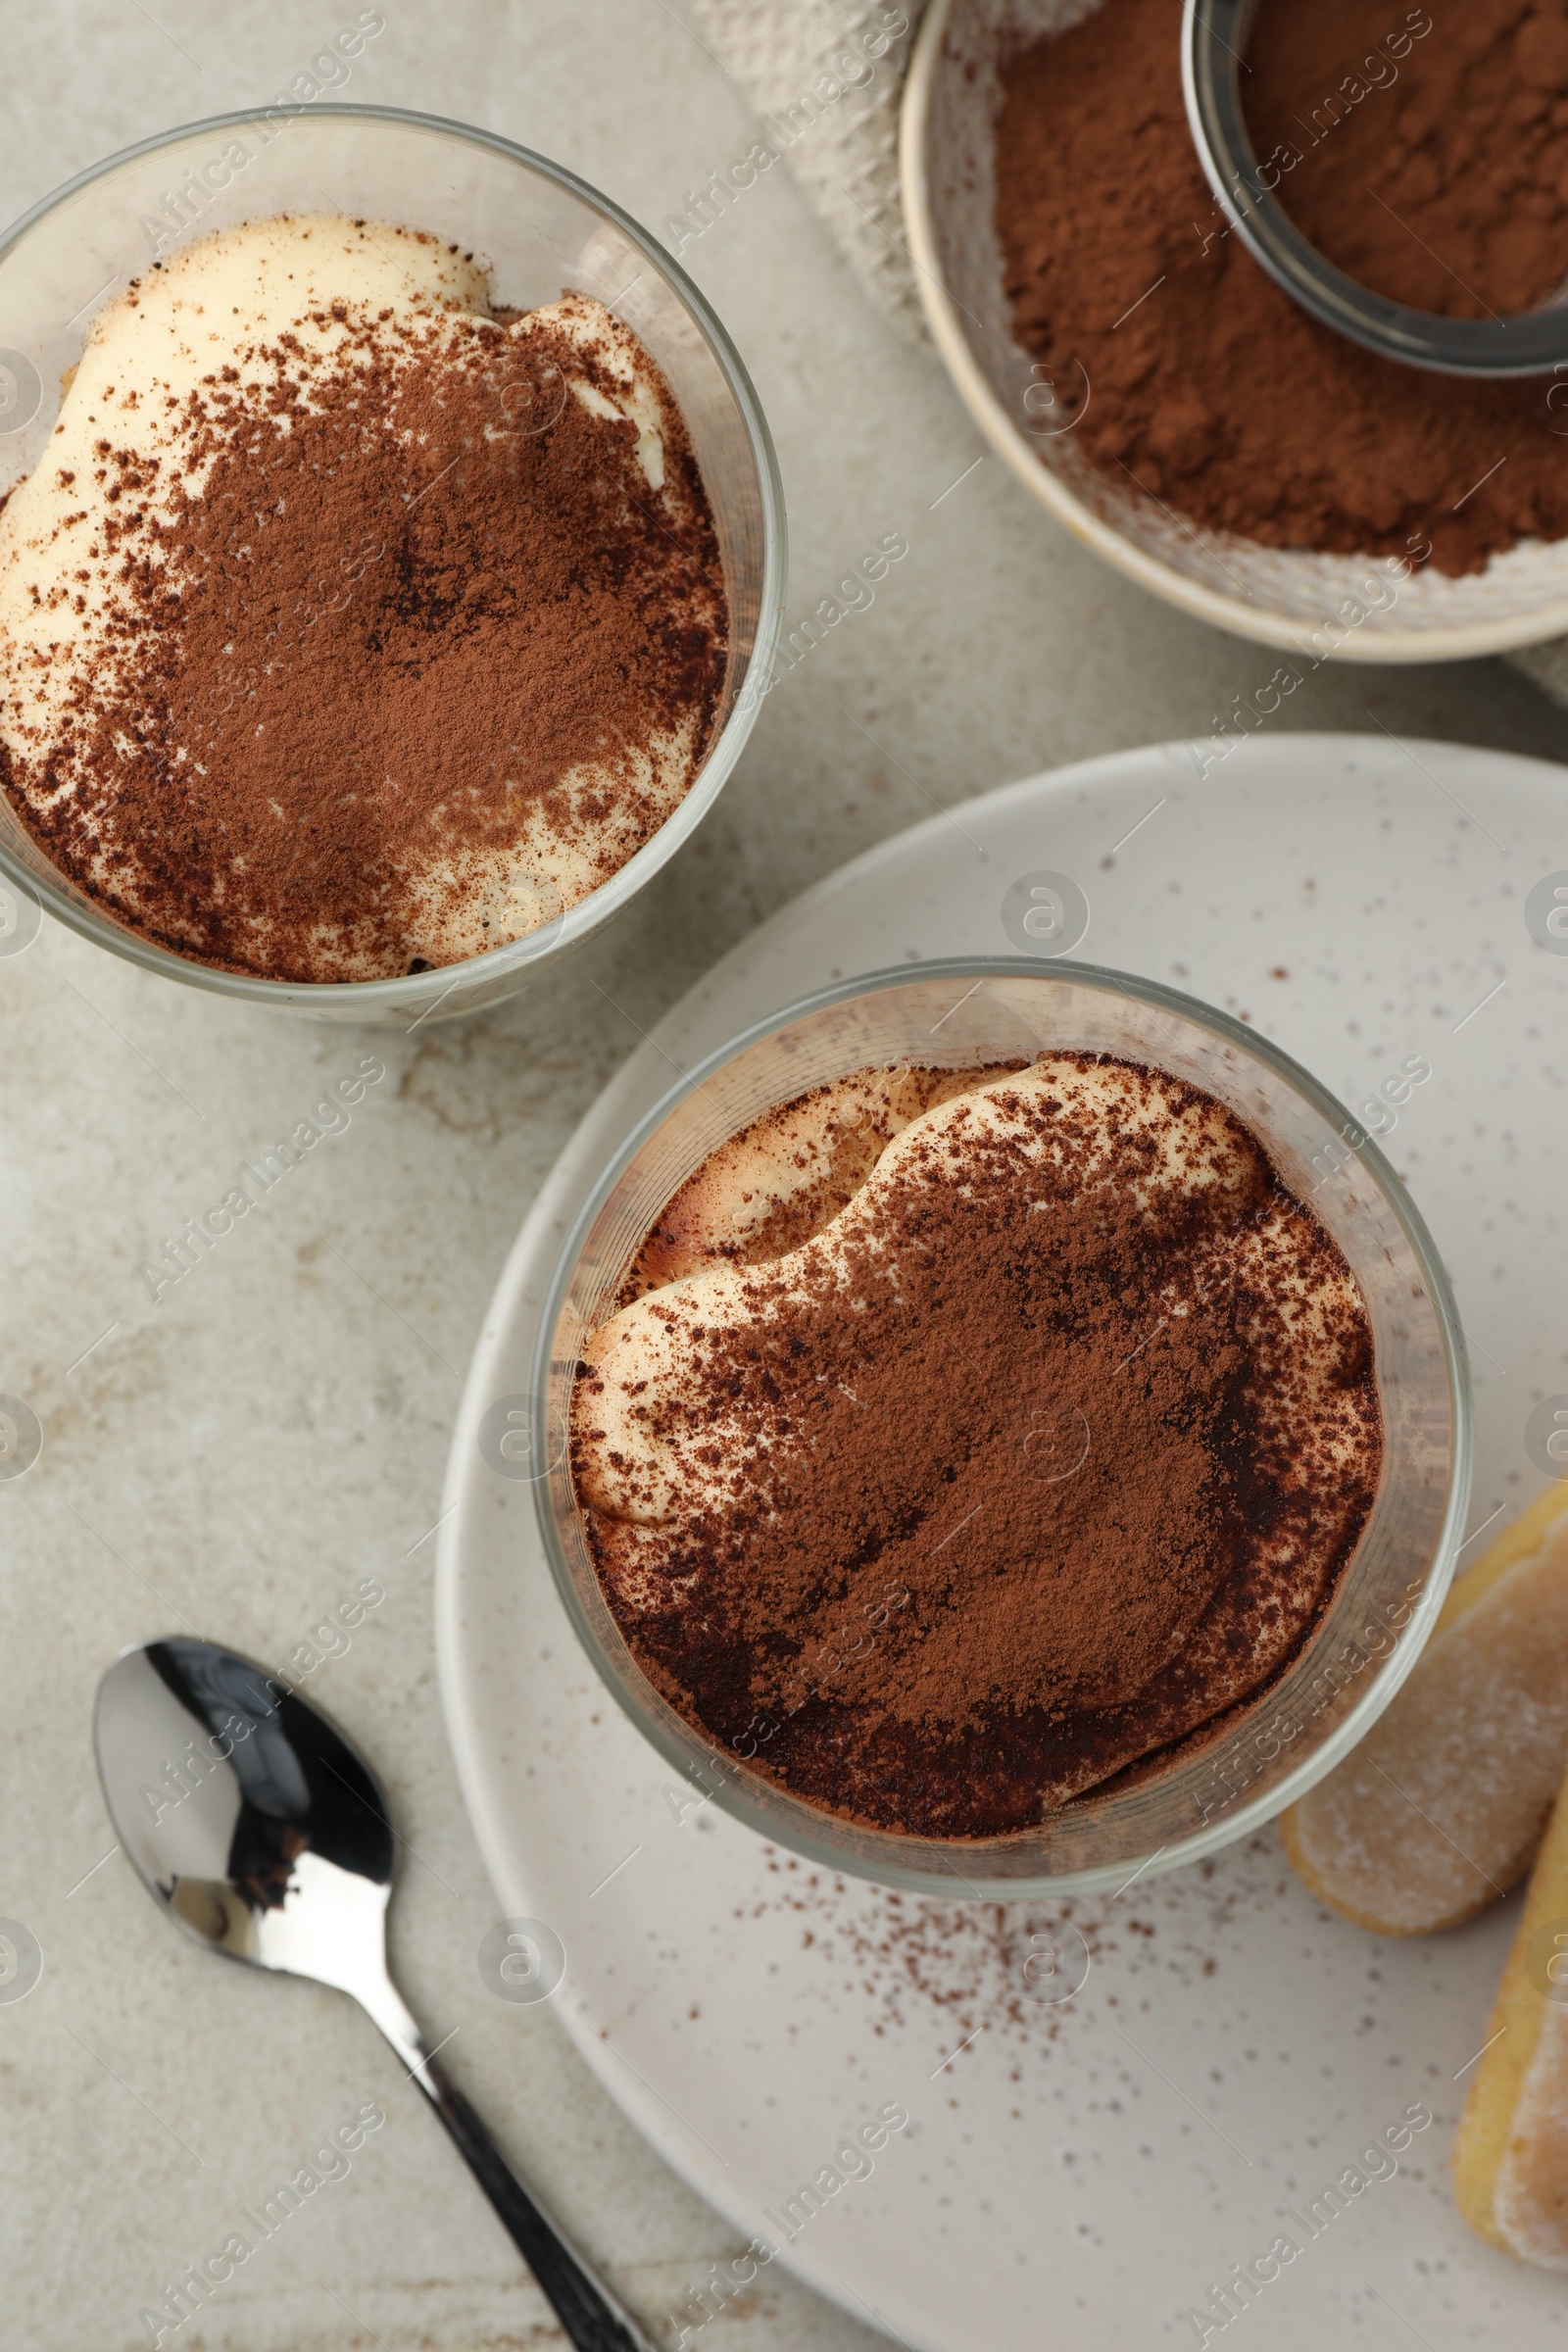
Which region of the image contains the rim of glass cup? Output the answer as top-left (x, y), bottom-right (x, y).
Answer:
top-left (531, 956), bottom-right (1473, 1898)
top-left (0, 105), bottom-right (786, 1012)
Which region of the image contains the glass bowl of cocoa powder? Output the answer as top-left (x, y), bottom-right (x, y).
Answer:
top-left (0, 107), bottom-right (783, 1022)
top-left (903, 0), bottom-right (1568, 661)
top-left (532, 959), bottom-right (1470, 1897)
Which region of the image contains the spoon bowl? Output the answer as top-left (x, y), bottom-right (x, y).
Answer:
top-left (97, 1641), bottom-right (393, 1987)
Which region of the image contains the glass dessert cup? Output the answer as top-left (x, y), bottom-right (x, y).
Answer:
top-left (533, 958), bottom-right (1472, 1898)
top-left (0, 107), bottom-right (784, 1025)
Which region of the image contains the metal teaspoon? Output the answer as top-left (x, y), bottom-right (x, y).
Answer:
top-left (94, 1636), bottom-right (658, 2352)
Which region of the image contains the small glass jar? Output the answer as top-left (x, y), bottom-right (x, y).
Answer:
top-left (533, 957), bottom-right (1471, 1896)
top-left (0, 105), bottom-right (784, 1023)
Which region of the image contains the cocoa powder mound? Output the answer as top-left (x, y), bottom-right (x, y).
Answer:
top-left (577, 1059), bottom-right (1382, 1840)
top-left (1246, 0), bottom-right (1568, 318)
top-left (1, 285), bottom-right (725, 980)
top-left (995, 0), bottom-right (1568, 573)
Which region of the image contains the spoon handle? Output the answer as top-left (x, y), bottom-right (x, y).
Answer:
top-left (419, 2053), bottom-right (661, 2352)
top-left (362, 1978), bottom-right (660, 2352)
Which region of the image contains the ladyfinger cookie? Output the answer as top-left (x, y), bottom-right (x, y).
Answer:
top-left (1280, 1482), bottom-right (1568, 1936)
top-left (1453, 1744), bottom-right (1568, 2264)
top-left (626, 1066), bottom-right (1004, 1294)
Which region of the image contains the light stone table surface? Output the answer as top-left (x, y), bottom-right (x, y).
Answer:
top-left (2, 7), bottom-right (1567, 2351)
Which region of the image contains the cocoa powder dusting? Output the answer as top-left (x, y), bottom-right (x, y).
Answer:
top-left (744, 1838), bottom-right (1286, 2046)
top-left (624, 1062), bottom-right (1024, 1298)
top-left (1, 277), bottom-right (725, 979)
top-left (995, 0), bottom-right (1568, 574)
top-left (1247, 0), bottom-right (1568, 318)
top-left (576, 1059), bottom-right (1382, 1840)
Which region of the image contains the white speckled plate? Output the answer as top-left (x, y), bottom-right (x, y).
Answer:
top-left (438, 734), bottom-right (1568, 2351)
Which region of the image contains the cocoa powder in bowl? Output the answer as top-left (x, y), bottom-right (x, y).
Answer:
top-left (995, 0), bottom-right (1568, 572)
top-left (1245, 0), bottom-right (1568, 318)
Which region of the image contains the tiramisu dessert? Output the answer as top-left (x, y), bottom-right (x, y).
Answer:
top-left (0, 215), bottom-right (727, 979)
top-left (571, 1056), bottom-right (1384, 1839)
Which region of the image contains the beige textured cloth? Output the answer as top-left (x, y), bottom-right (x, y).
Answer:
top-left (684, 0), bottom-right (1568, 704)
top-left (678, 1), bottom-right (928, 335)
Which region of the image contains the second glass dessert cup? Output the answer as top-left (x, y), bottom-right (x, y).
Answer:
top-left (532, 958), bottom-right (1471, 1898)
top-left (0, 106), bottom-right (784, 1023)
